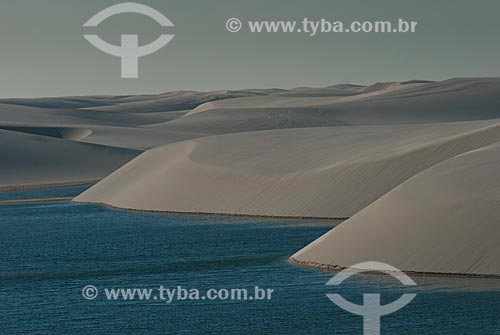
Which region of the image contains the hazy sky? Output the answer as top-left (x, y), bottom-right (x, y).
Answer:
top-left (0, 0), bottom-right (499, 97)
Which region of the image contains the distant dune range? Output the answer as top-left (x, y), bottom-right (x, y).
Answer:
top-left (4, 77), bottom-right (500, 276)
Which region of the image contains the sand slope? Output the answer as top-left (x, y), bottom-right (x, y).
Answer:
top-left (74, 119), bottom-right (500, 218)
top-left (291, 143), bottom-right (500, 276)
top-left (159, 78), bottom-right (500, 137)
top-left (83, 90), bottom-right (284, 113)
top-left (0, 89), bottom-right (284, 151)
top-left (0, 125), bottom-right (93, 140)
top-left (0, 129), bottom-right (138, 188)
top-left (2, 78), bottom-right (500, 151)
top-left (0, 89), bottom-right (288, 186)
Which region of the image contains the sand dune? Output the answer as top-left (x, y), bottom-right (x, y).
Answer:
top-left (291, 143), bottom-right (500, 276)
top-left (78, 125), bottom-right (207, 150)
top-left (0, 129), bottom-right (138, 188)
top-left (2, 78), bottom-right (500, 152)
top-left (0, 89), bottom-right (291, 186)
top-left (0, 89), bottom-right (284, 152)
top-left (74, 119), bottom-right (500, 218)
top-left (163, 78), bottom-right (500, 138)
top-left (83, 90), bottom-right (282, 114)
top-left (4, 77), bottom-right (500, 276)
top-left (0, 97), bottom-right (115, 109)
top-left (0, 125), bottom-right (93, 140)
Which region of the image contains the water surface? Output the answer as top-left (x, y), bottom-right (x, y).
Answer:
top-left (0, 185), bottom-right (91, 200)
top-left (1, 196), bottom-right (499, 334)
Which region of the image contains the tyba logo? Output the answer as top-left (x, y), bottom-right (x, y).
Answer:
top-left (83, 3), bottom-right (174, 78)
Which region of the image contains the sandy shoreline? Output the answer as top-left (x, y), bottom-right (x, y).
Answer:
top-left (72, 200), bottom-right (348, 221)
top-left (0, 197), bottom-right (73, 204)
top-left (288, 257), bottom-right (500, 279)
top-left (0, 180), bottom-right (98, 193)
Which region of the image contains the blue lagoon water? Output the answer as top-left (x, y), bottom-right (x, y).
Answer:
top-left (1, 193), bottom-right (500, 334)
top-left (0, 185), bottom-right (91, 201)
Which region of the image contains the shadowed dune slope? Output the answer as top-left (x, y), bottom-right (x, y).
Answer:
top-left (0, 126), bottom-right (93, 140)
top-left (74, 119), bottom-right (500, 218)
top-left (0, 129), bottom-right (139, 188)
top-left (291, 143), bottom-right (500, 277)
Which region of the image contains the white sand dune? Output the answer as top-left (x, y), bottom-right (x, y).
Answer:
top-left (0, 89), bottom-right (283, 151)
top-left (2, 78), bottom-right (499, 152)
top-left (0, 89), bottom-right (288, 186)
top-left (291, 143), bottom-right (500, 277)
top-left (0, 129), bottom-right (138, 188)
top-left (78, 125), bottom-right (208, 150)
top-left (162, 78), bottom-right (500, 137)
top-left (3, 77), bottom-right (500, 189)
top-left (83, 89), bottom-right (282, 113)
top-left (74, 119), bottom-right (500, 218)
top-left (0, 125), bottom-right (93, 140)
top-left (3, 77), bottom-right (500, 276)
top-left (183, 81), bottom-right (405, 117)
top-left (0, 97), bottom-right (116, 109)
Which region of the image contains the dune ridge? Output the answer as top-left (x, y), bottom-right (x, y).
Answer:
top-left (74, 119), bottom-right (500, 218)
top-left (291, 142), bottom-right (500, 277)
